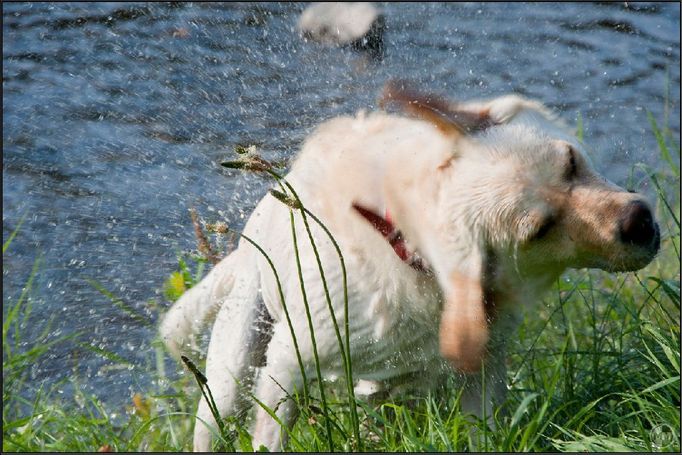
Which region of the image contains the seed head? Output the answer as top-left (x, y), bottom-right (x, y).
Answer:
top-left (270, 189), bottom-right (302, 210)
top-left (205, 221), bottom-right (229, 234)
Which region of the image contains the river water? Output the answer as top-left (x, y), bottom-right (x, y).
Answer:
top-left (3, 2), bottom-right (680, 408)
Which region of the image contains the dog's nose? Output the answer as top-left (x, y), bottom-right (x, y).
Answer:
top-left (619, 201), bottom-right (657, 247)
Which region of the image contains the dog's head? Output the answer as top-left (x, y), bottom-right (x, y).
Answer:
top-left (379, 81), bottom-right (660, 373)
top-left (468, 123), bottom-right (661, 275)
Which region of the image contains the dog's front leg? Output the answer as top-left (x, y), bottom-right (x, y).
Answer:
top-left (458, 343), bottom-right (508, 424)
top-left (458, 333), bottom-right (510, 450)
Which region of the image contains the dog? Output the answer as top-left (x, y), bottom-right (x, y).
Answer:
top-left (159, 80), bottom-right (660, 451)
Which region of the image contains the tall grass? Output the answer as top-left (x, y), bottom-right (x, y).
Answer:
top-left (2, 118), bottom-right (680, 452)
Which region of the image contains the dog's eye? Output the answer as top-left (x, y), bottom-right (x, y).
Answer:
top-left (565, 145), bottom-right (578, 179)
top-left (531, 217), bottom-right (556, 241)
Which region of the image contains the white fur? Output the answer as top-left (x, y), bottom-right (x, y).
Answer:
top-left (159, 92), bottom-right (657, 451)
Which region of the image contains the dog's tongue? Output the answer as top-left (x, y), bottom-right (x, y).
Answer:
top-left (352, 203), bottom-right (431, 273)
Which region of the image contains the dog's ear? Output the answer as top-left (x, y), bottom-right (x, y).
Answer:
top-left (437, 248), bottom-right (494, 374)
top-left (379, 80), bottom-right (493, 136)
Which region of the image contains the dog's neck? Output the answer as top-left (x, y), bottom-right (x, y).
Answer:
top-left (352, 203), bottom-right (431, 273)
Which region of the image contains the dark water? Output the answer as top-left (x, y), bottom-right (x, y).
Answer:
top-left (3, 2), bottom-right (680, 408)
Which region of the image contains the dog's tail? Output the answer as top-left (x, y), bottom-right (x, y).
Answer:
top-left (158, 244), bottom-right (253, 359)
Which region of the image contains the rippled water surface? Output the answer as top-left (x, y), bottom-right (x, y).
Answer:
top-left (3, 2), bottom-right (680, 405)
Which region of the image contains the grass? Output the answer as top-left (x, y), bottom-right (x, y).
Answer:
top-left (3, 117), bottom-right (680, 452)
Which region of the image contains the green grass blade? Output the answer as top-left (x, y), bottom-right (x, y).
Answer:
top-left (647, 111), bottom-right (679, 177)
top-left (3, 213), bottom-right (27, 254)
top-left (85, 278), bottom-right (152, 326)
top-left (77, 342), bottom-right (135, 366)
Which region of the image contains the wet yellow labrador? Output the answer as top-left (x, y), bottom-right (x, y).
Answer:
top-left (160, 81), bottom-right (660, 451)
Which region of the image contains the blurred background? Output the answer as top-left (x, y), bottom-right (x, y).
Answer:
top-left (3, 2), bottom-right (680, 410)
